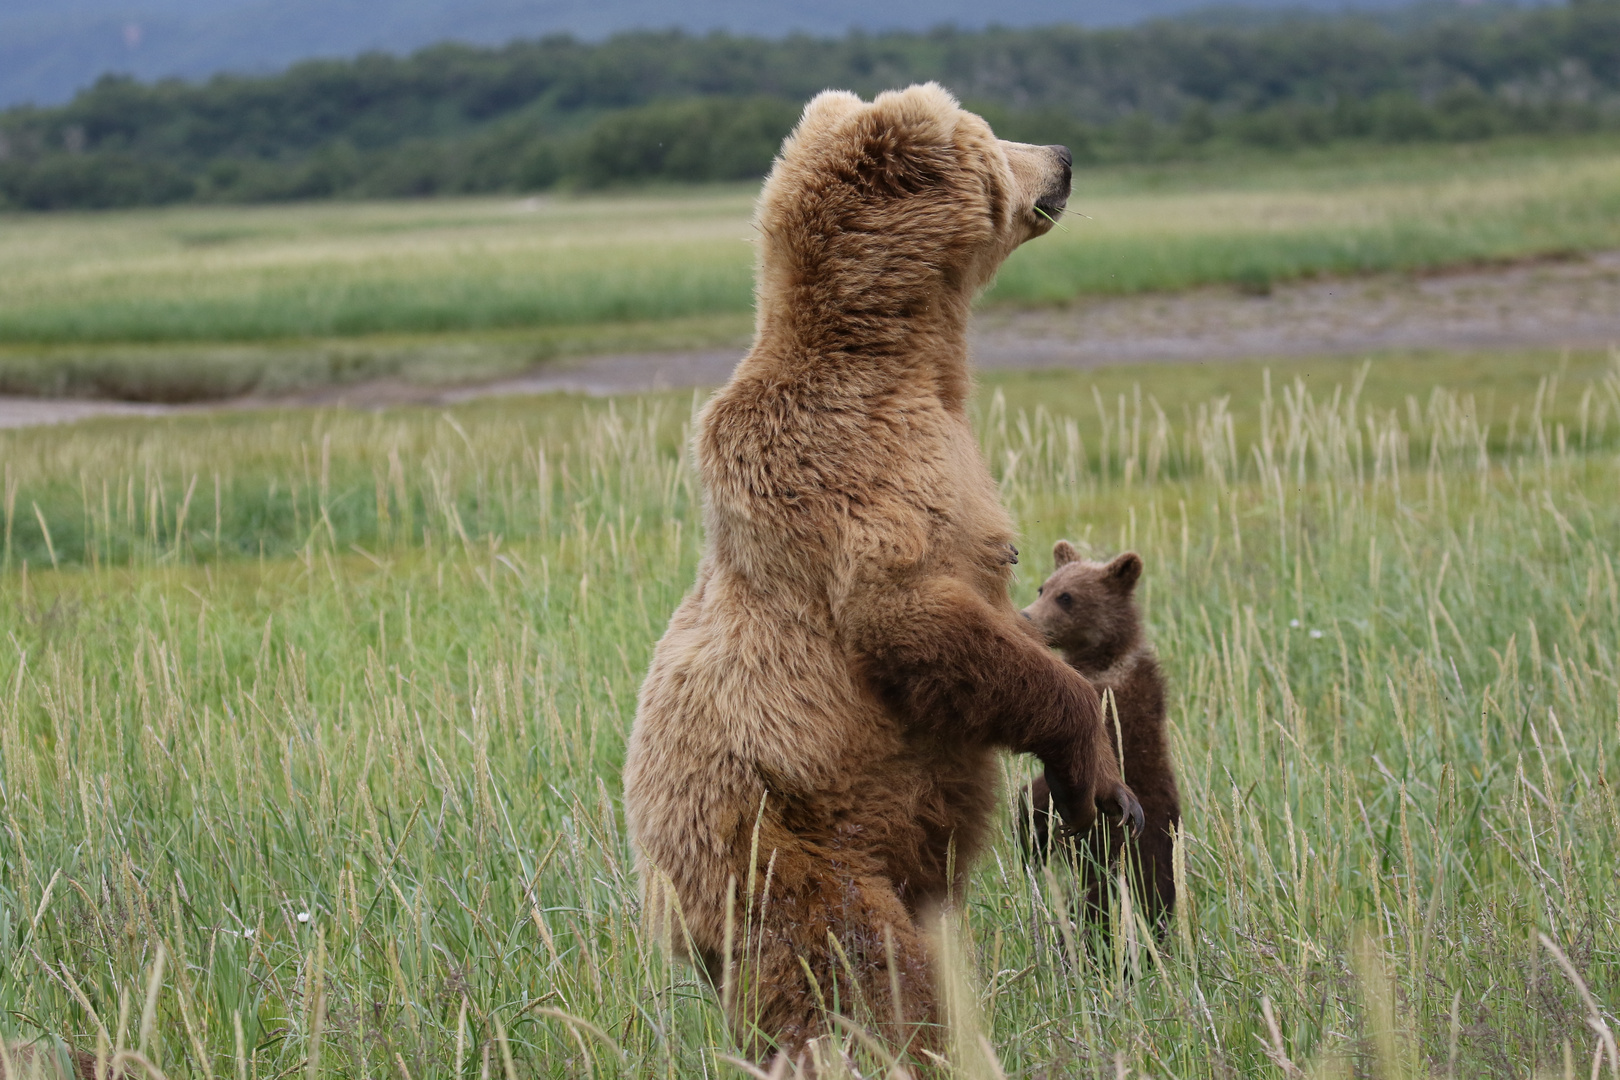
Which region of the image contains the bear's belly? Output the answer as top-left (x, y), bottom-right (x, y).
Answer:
top-left (779, 743), bottom-right (1000, 911)
top-left (624, 577), bottom-right (902, 869)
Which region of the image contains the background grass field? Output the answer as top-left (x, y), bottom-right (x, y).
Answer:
top-left (3, 135), bottom-right (1619, 400)
top-left (2, 352), bottom-right (1619, 1078)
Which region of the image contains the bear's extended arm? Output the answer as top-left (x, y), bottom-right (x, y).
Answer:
top-left (841, 575), bottom-right (1142, 835)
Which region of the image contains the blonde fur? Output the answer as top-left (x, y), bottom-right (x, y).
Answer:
top-left (622, 84), bottom-right (1137, 1066)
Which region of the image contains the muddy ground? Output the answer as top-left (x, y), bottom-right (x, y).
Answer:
top-left (3, 252), bottom-right (1616, 429)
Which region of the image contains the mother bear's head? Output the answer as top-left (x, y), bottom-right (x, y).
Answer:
top-left (753, 83), bottom-right (1071, 353)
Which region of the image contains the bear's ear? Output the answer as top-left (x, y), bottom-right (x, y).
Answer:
top-left (851, 83), bottom-right (958, 193)
top-left (1106, 552), bottom-right (1143, 591)
top-left (1052, 540), bottom-right (1078, 568)
top-left (795, 90), bottom-right (863, 140)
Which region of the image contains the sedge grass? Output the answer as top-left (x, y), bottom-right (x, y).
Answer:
top-left (0, 347), bottom-right (1610, 571)
top-left (1, 354), bottom-right (1619, 1077)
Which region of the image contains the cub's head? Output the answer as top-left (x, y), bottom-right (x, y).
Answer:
top-left (1020, 541), bottom-right (1144, 674)
top-left (755, 83), bottom-right (1071, 341)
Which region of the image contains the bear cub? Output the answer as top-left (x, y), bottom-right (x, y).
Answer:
top-left (1019, 541), bottom-right (1181, 936)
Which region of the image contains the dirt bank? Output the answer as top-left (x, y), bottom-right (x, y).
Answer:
top-left (3, 252), bottom-right (1616, 429)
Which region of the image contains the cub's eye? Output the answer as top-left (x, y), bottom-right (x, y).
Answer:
top-left (1056, 593), bottom-right (1073, 609)
top-left (1037, 586), bottom-right (1044, 595)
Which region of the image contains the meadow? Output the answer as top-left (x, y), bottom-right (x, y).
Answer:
top-left (2, 135), bottom-right (1620, 399)
top-left (2, 350), bottom-right (1619, 1078)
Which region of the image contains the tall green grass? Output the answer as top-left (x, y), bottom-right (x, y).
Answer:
top-left (0, 190), bottom-right (761, 346)
top-left (0, 137), bottom-right (1617, 363)
top-left (2, 355), bottom-right (1620, 1077)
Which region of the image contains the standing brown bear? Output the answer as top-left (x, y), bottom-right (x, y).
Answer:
top-left (622, 84), bottom-right (1141, 1068)
top-left (1019, 542), bottom-right (1181, 938)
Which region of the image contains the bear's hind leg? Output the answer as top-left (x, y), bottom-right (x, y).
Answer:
top-left (730, 867), bottom-right (940, 1070)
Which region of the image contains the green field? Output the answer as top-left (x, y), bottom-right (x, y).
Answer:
top-left (3, 136), bottom-right (1620, 399)
top-left (2, 352), bottom-right (1619, 1077)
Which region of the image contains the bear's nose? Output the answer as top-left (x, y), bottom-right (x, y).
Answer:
top-left (1047, 144), bottom-right (1073, 168)
top-left (1020, 610), bottom-right (1033, 621)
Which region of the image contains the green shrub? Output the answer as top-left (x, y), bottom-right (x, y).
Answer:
top-left (0, 152), bottom-right (194, 209)
top-left (576, 97), bottom-right (798, 186)
top-left (4, 4), bottom-right (1620, 208)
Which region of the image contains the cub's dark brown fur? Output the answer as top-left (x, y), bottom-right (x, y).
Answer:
top-left (1019, 542), bottom-right (1180, 936)
top-left (0, 1041), bottom-right (109, 1080)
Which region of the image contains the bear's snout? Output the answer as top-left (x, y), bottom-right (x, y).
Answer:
top-left (1034, 145), bottom-right (1072, 221)
top-left (1003, 138), bottom-right (1073, 234)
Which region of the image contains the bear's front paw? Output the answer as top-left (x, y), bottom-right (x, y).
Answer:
top-left (1098, 780), bottom-right (1144, 838)
top-left (1042, 769), bottom-right (1097, 837)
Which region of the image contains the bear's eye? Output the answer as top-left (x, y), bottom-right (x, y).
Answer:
top-left (1037, 586), bottom-right (1044, 596)
top-left (1056, 593), bottom-right (1073, 609)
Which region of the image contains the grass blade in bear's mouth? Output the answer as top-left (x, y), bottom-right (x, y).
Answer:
top-left (1035, 203), bottom-right (1071, 230)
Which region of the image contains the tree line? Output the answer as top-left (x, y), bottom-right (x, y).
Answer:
top-left (1, 0), bottom-right (1617, 210)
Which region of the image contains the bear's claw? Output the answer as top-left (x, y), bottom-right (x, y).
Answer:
top-left (1101, 782), bottom-right (1145, 838)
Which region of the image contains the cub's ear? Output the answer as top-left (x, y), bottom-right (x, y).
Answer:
top-left (1052, 540), bottom-right (1078, 568)
top-left (1107, 552), bottom-right (1143, 591)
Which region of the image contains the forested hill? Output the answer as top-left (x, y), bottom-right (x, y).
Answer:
top-left (0, 0), bottom-right (1454, 110)
top-left (2, 1), bottom-right (1618, 211)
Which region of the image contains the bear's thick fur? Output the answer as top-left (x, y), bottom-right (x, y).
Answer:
top-left (622, 84), bottom-right (1140, 1065)
top-left (1018, 543), bottom-right (1181, 937)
